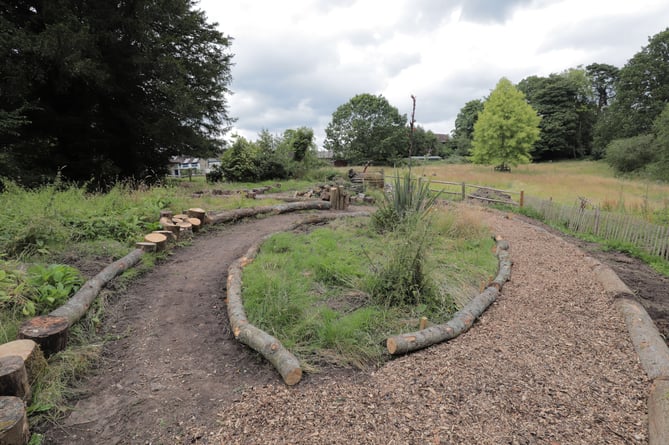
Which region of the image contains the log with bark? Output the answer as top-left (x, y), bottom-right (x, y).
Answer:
top-left (49, 248), bottom-right (145, 326)
top-left (226, 244), bottom-right (302, 386)
top-left (649, 378), bottom-right (669, 445)
top-left (0, 340), bottom-right (46, 385)
top-left (18, 316), bottom-right (69, 356)
top-left (386, 237), bottom-right (511, 355)
top-left (0, 396), bottom-right (29, 445)
top-left (210, 201), bottom-right (331, 225)
top-left (0, 356), bottom-right (30, 402)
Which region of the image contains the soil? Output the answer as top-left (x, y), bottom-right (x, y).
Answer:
top-left (39, 206), bottom-right (668, 444)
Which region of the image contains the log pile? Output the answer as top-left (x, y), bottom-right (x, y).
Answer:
top-left (386, 236), bottom-right (512, 355)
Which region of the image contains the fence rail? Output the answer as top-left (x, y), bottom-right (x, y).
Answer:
top-left (525, 196), bottom-right (669, 261)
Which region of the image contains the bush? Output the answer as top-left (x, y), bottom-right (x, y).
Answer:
top-left (372, 172), bottom-right (438, 232)
top-left (605, 134), bottom-right (657, 173)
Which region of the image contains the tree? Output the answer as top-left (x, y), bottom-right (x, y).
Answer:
top-left (518, 69), bottom-right (596, 160)
top-left (593, 28), bottom-right (669, 154)
top-left (650, 102), bottom-right (669, 180)
top-left (586, 63), bottom-right (619, 112)
top-left (0, 0), bottom-right (234, 186)
top-left (324, 93), bottom-right (407, 164)
top-left (451, 99), bottom-right (484, 156)
top-left (411, 126), bottom-right (439, 156)
top-left (471, 78), bottom-right (541, 169)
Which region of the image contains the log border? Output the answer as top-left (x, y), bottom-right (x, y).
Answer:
top-left (386, 236), bottom-right (511, 355)
top-left (225, 210), bottom-right (372, 386)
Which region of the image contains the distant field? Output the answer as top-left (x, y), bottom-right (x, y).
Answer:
top-left (381, 160), bottom-right (669, 215)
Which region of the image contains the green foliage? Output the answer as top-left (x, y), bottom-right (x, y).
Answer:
top-left (26, 264), bottom-right (83, 315)
top-left (605, 134), bottom-right (657, 173)
top-left (372, 172), bottom-right (439, 232)
top-left (586, 63), bottom-right (620, 112)
top-left (593, 28), bottom-right (669, 153)
top-left (324, 93), bottom-right (408, 164)
top-left (471, 78), bottom-right (541, 168)
top-left (451, 99), bottom-right (485, 156)
top-left (0, 0), bottom-right (234, 186)
top-left (649, 102), bottom-right (669, 181)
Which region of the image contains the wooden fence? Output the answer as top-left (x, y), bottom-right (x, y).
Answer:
top-left (425, 179), bottom-right (524, 207)
top-left (525, 195), bottom-right (669, 261)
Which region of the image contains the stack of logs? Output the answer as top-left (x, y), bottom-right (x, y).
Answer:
top-left (136, 208), bottom-right (208, 252)
top-left (0, 340), bottom-right (46, 445)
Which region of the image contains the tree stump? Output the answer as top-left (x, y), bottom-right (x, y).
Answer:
top-left (153, 230), bottom-right (176, 243)
top-left (172, 214), bottom-right (189, 222)
top-left (187, 217), bottom-right (202, 233)
top-left (144, 233), bottom-right (167, 251)
top-left (176, 221), bottom-right (193, 239)
top-left (0, 340), bottom-right (45, 385)
top-left (0, 396), bottom-right (29, 445)
top-left (187, 208), bottom-right (207, 224)
top-left (0, 356), bottom-right (30, 402)
top-left (18, 316), bottom-right (69, 356)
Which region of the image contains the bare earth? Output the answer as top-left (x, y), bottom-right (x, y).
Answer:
top-left (42, 206), bottom-right (658, 444)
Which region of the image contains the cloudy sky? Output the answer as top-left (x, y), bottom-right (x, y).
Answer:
top-left (197, 0), bottom-right (669, 148)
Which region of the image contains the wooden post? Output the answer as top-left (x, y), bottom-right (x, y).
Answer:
top-left (519, 190), bottom-right (524, 208)
top-left (461, 182), bottom-right (466, 201)
top-left (18, 316), bottom-right (69, 356)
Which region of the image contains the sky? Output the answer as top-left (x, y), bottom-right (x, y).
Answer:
top-left (197, 0), bottom-right (669, 148)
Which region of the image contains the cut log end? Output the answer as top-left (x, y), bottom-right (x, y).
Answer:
top-left (0, 396), bottom-right (29, 445)
top-left (187, 217), bottom-right (202, 232)
top-left (0, 340), bottom-right (45, 386)
top-left (144, 233), bottom-right (167, 251)
top-left (187, 208), bottom-right (207, 224)
top-left (0, 356), bottom-right (30, 402)
top-left (18, 316), bottom-right (69, 356)
top-left (135, 242), bottom-right (157, 252)
top-left (387, 338), bottom-right (398, 355)
top-left (283, 368), bottom-right (302, 386)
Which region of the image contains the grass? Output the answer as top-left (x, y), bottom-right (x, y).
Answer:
top-left (369, 160), bottom-right (669, 219)
top-left (242, 206), bottom-right (497, 370)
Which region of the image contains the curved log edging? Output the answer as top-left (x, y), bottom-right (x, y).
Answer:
top-left (209, 200), bottom-right (331, 224)
top-left (585, 256), bottom-right (669, 445)
top-left (386, 236), bottom-right (511, 355)
top-left (225, 211), bottom-right (372, 386)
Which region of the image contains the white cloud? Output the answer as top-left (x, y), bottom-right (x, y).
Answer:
top-left (197, 0), bottom-right (669, 147)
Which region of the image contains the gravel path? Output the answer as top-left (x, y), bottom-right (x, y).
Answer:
top-left (214, 208), bottom-right (649, 444)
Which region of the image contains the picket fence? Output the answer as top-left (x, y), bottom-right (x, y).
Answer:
top-left (524, 195), bottom-right (669, 261)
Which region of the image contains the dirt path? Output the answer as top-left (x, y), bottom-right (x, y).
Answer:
top-left (42, 208), bottom-right (664, 444)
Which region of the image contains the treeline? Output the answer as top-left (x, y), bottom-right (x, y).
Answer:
top-left (0, 0), bottom-right (233, 188)
top-left (450, 27), bottom-right (669, 179)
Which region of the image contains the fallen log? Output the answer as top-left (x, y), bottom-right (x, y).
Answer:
top-left (0, 340), bottom-right (46, 385)
top-left (0, 356), bottom-right (30, 402)
top-left (386, 236), bottom-right (511, 355)
top-left (210, 200), bottom-right (331, 225)
top-left (649, 378), bottom-right (669, 445)
top-left (387, 286), bottom-right (499, 355)
top-left (0, 396), bottom-right (29, 445)
top-left (49, 248), bottom-right (144, 326)
top-left (18, 316), bottom-right (69, 356)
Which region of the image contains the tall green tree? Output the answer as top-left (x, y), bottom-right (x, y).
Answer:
top-left (451, 99), bottom-right (484, 156)
top-left (411, 126), bottom-right (439, 156)
top-left (593, 28), bottom-right (669, 154)
top-left (586, 63), bottom-right (619, 112)
top-left (518, 69), bottom-right (596, 160)
top-left (0, 0), bottom-right (233, 186)
top-left (324, 93), bottom-right (407, 164)
top-left (471, 78), bottom-right (541, 169)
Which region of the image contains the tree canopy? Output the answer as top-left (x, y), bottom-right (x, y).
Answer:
top-left (451, 99), bottom-right (484, 156)
top-left (471, 78), bottom-right (541, 168)
top-left (0, 0), bottom-right (233, 186)
top-left (324, 93), bottom-right (407, 164)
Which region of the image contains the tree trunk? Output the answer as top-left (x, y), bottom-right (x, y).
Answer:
top-left (0, 356), bottom-right (30, 402)
top-left (210, 201), bottom-right (331, 225)
top-left (387, 236), bottom-right (511, 355)
top-left (0, 396), bottom-right (29, 445)
top-left (0, 340), bottom-right (46, 385)
top-left (49, 248), bottom-right (144, 326)
top-left (18, 316), bottom-right (69, 356)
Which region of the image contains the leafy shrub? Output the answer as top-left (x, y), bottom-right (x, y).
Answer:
top-left (26, 264), bottom-right (84, 315)
top-left (206, 165), bottom-right (224, 183)
top-left (605, 134), bottom-right (657, 173)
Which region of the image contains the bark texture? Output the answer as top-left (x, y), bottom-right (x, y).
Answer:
top-left (0, 396), bottom-right (29, 445)
top-left (0, 341), bottom-right (45, 385)
top-left (50, 249), bottom-right (144, 326)
top-left (210, 201), bottom-right (331, 225)
top-left (0, 356), bottom-right (30, 402)
top-left (649, 378), bottom-right (669, 445)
